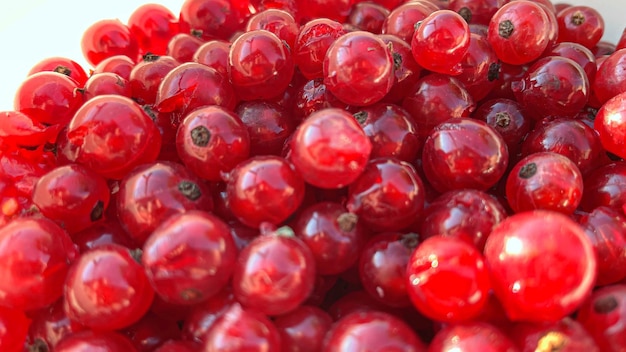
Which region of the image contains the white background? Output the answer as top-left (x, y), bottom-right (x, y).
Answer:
top-left (0, 0), bottom-right (623, 111)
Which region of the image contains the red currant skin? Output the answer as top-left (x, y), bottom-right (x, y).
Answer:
top-left (577, 284), bottom-right (626, 352)
top-left (292, 201), bottom-right (367, 275)
top-left (181, 286), bottom-right (236, 342)
top-left (294, 18), bottom-right (347, 80)
top-left (323, 31), bottom-right (394, 106)
top-left (0, 217), bottom-right (78, 311)
top-left (557, 5), bottom-right (604, 50)
top-left (406, 235), bottom-right (491, 322)
top-left (233, 227), bottom-right (316, 316)
top-left (381, 2), bottom-right (432, 43)
top-left (82, 72), bottom-right (132, 101)
top-left (546, 41), bottom-right (598, 83)
top-left (32, 164), bottom-right (110, 234)
top-left (420, 189), bottom-right (507, 252)
top-left (378, 34), bottom-right (422, 104)
top-left (64, 244), bottom-right (155, 331)
top-left (225, 156), bottom-right (305, 228)
top-left (14, 71), bottom-right (83, 127)
top-left (93, 55), bottom-right (135, 80)
top-left (577, 206), bottom-right (626, 286)
top-left (129, 55), bottom-right (180, 105)
top-left (28, 56), bottom-right (89, 87)
top-left (581, 162), bottom-right (626, 212)
top-left (176, 106), bottom-right (250, 181)
top-left (54, 331), bottom-right (138, 352)
top-left (429, 322), bottom-right (519, 352)
top-left (27, 299), bottom-right (85, 351)
top-left (421, 117), bottom-right (509, 193)
top-left (506, 152), bottom-right (583, 215)
top-left (228, 30), bottom-right (294, 101)
top-left (411, 10), bottom-right (470, 75)
top-left (448, 0), bottom-right (501, 26)
top-left (487, 1), bottom-right (552, 65)
top-left (1, 306), bottom-right (30, 352)
top-left (322, 311), bottom-right (427, 352)
top-left (122, 311), bottom-right (181, 352)
top-left (179, 0), bottom-right (241, 41)
top-left (594, 91), bottom-right (626, 159)
top-left (235, 100), bottom-right (295, 156)
top-left (167, 33), bottom-right (205, 63)
top-left (81, 19), bottom-right (139, 67)
top-left (273, 305), bottom-right (332, 352)
top-left (62, 95), bottom-right (162, 180)
top-left (193, 40), bottom-right (230, 77)
top-left (290, 108), bottom-right (372, 189)
top-left (455, 33), bottom-right (500, 102)
top-left (155, 340), bottom-right (201, 352)
top-left (507, 318), bottom-right (599, 352)
top-left (359, 232), bottom-right (418, 308)
top-left (484, 210), bottom-right (597, 322)
top-left (203, 303), bottom-right (281, 352)
top-left (128, 3), bottom-right (178, 56)
top-left (512, 56), bottom-right (589, 120)
top-left (347, 158), bottom-right (426, 232)
top-left (348, 2), bottom-right (389, 34)
top-left (246, 9), bottom-right (299, 50)
top-left (142, 211), bottom-right (236, 305)
top-left (117, 161), bottom-right (213, 246)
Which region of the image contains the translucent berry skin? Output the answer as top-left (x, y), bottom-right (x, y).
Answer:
top-left (378, 34), bottom-right (422, 104)
top-left (27, 299), bottom-right (85, 351)
top-left (420, 189), bottom-right (507, 252)
top-left (55, 331), bottom-right (138, 352)
top-left (1, 306), bottom-right (30, 351)
top-left (347, 158), bottom-right (426, 232)
top-left (348, 2), bottom-right (389, 33)
top-left (487, 1), bottom-right (552, 65)
top-left (0, 217), bottom-right (78, 311)
top-left (142, 211), bottom-right (237, 305)
top-left (594, 91), bottom-right (626, 159)
top-left (577, 206), bottom-right (626, 286)
top-left (156, 62), bottom-right (237, 119)
top-left (176, 106), bottom-right (251, 181)
top-left (546, 41), bottom-right (597, 83)
top-left (292, 201), bottom-right (367, 275)
top-left (179, 0), bottom-right (241, 41)
top-left (14, 71), bottom-right (83, 126)
top-left (448, 0), bottom-right (502, 26)
top-left (274, 305), bottom-right (333, 352)
top-left (128, 3), bottom-right (178, 56)
top-left (166, 33), bottom-right (204, 63)
top-left (193, 40), bottom-right (230, 77)
top-left (381, 2), bottom-right (432, 43)
top-left (512, 56), bottom-right (589, 120)
top-left (93, 55), bottom-right (135, 80)
top-left (292, 78), bottom-right (349, 121)
top-left (429, 322), bottom-right (519, 352)
top-left (593, 49), bottom-right (626, 105)
top-left (129, 55), bottom-right (180, 105)
top-left (32, 164), bottom-right (110, 234)
top-left (322, 311), bottom-right (427, 352)
top-left (507, 318), bottom-right (599, 352)
top-left (506, 152), bottom-right (583, 215)
top-left (228, 30), bottom-right (295, 101)
top-left (484, 210), bottom-right (597, 322)
top-left (235, 101), bottom-right (295, 156)
top-left (577, 284), bottom-right (626, 352)
top-left (82, 73), bottom-right (132, 101)
top-left (581, 162), bottom-right (626, 212)
top-left (61, 95), bottom-right (162, 180)
top-left (181, 287), bottom-right (236, 342)
top-left (294, 18), bottom-right (347, 80)
top-left (232, 229), bottom-right (316, 316)
top-left (117, 161), bottom-right (213, 246)
top-left (81, 19), bottom-right (139, 67)
top-left (411, 10), bottom-right (470, 75)
top-left (406, 235), bottom-right (491, 323)
top-left (121, 311), bottom-right (181, 352)
top-left (203, 303), bottom-right (281, 352)
top-left (421, 118), bottom-right (509, 193)
top-left (28, 56), bottom-right (89, 87)
top-left (455, 33), bottom-right (500, 101)
top-left (245, 9), bottom-right (299, 49)
top-left (474, 98), bottom-right (532, 153)
top-left (226, 156), bottom-right (305, 228)
top-left (64, 244), bottom-right (155, 331)
top-left (290, 108), bottom-right (372, 189)
top-left (557, 5), bottom-right (604, 50)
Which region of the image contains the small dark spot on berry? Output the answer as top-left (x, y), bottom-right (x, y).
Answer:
top-left (142, 105), bottom-right (157, 121)
top-left (90, 200), bottom-right (105, 222)
top-left (488, 62), bottom-right (501, 81)
top-left (594, 295), bottom-right (619, 314)
top-left (337, 213), bottom-right (358, 232)
top-left (178, 180), bottom-right (202, 200)
top-left (400, 233), bottom-right (420, 250)
top-left (142, 52), bottom-right (160, 62)
top-left (607, 152), bottom-right (623, 161)
top-left (129, 248), bottom-right (143, 263)
top-left (191, 125), bottom-right (211, 147)
top-left (494, 112), bottom-right (511, 128)
top-left (28, 337), bottom-right (49, 352)
top-left (458, 7), bottom-right (472, 23)
top-left (53, 65), bottom-right (72, 77)
top-left (414, 21), bottom-right (423, 30)
top-left (498, 20), bottom-right (514, 39)
top-left (571, 11), bottom-right (585, 26)
top-left (353, 111), bottom-right (368, 125)
top-left (191, 29), bottom-right (203, 37)
top-left (519, 163), bottom-right (537, 179)
top-left (392, 52), bottom-right (403, 71)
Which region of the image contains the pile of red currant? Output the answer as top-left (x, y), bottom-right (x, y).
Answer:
top-left (3, 0), bottom-right (626, 350)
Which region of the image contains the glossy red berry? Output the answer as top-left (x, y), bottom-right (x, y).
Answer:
top-left (546, 41), bottom-right (598, 82)
top-left (166, 33), bottom-right (204, 63)
top-left (28, 56), bottom-right (89, 87)
top-left (507, 318), bottom-right (599, 352)
top-left (421, 117), bottom-right (509, 193)
top-left (577, 284), bottom-right (626, 352)
top-left (81, 19), bottom-right (139, 67)
top-left (121, 311), bottom-right (181, 352)
top-left (378, 34), bottom-right (422, 104)
top-left (142, 211), bottom-right (237, 305)
top-left (235, 100), bottom-right (295, 156)
top-left (484, 210), bottom-right (597, 322)
top-left (274, 305), bottom-right (333, 352)
top-left (55, 331), bottom-right (138, 352)
top-left (294, 18), bottom-right (347, 80)
top-left (92, 55), bottom-right (135, 80)
top-left (64, 244), bottom-right (155, 331)
top-left (557, 5), bottom-right (604, 49)
top-left (193, 40), bottom-right (230, 77)
top-left (290, 108), bottom-right (371, 189)
top-left (81, 72), bottom-right (132, 101)
top-left (60, 95), bottom-right (162, 180)
top-left (411, 10), bottom-right (470, 75)
top-left (228, 29), bottom-right (294, 101)
top-left (128, 3), bottom-right (178, 56)
top-left (129, 54), bottom-right (180, 105)
top-left (581, 162), bottom-right (626, 212)
top-left (348, 2), bottom-right (389, 33)
top-left (179, 0), bottom-right (241, 41)
top-left (0, 111), bottom-right (59, 152)
top-left (0, 217), bottom-right (78, 311)
top-left (27, 299), bottom-right (85, 351)
top-left (176, 105), bottom-right (250, 181)
top-left (323, 31), bottom-right (394, 106)
top-left (246, 8), bottom-right (299, 49)
top-left (429, 322), bottom-right (519, 352)
top-left (595, 91), bottom-right (626, 159)
top-left (382, 2), bottom-right (432, 43)
top-left (225, 156), bottom-right (305, 228)
top-left (448, 0), bottom-right (502, 26)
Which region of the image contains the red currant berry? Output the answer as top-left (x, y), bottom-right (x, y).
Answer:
top-left (274, 305), bottom-right (332, 352)
top-left (581, 162), bottom-right (626, 212)
top-left (121, 311), bottom-right (181, 352)
top-left (556, 5), bottom-right (604, 49)
top-left (594, 91), bottom-right (626, 159)
top-left (546, 41), bottom-right (597, 82)
top-left (290, 108), bottom-right (372, 189)
top-left (166, 32), bottom-right (205, 63)
top-left (27, 299), bottom-right (85, 351)
top-left (55, 331), bottom-right (138, 352)
top-left (577, 284), bottom-right (626, 352)
top-left (129, 54), bottom-right (180, 105)
top-left (455, 33), bottom-right (501, 101)
top-left (235, 100), bottom-right (296, 156)
top-left (181, 286), bottom-right (236, 342)
top-left (82, 73), bottom-right (132, 101)
top-left (193, 40), bottom-right (230, 77)
top-left (292, 78), bottom-right (350, 121)
top-left (246, 8), bottom-right (299, 49)
top-left (179, 0), bottom-right (241, 41)
top-left (92, 54), bottom-right (135, 80)
top-left (294, 18), bottom-right (347, 80)
top-left (228, 29), bottom-right (294, 101)
top-left (0, 304), bottom-right (30, 351)
top-left (64, 244), bottom-right (155, 331)
top-left (421, 117), bottom-right (509, 193)
top-left (348, 2), bottom-right (389, 34)
top-left (508, 318), bottom-right (599, 352)
top-left (484, 210), bottom-right (597, 322)
top-left (0, 111), bottom-right (59, 151)
top-left (378, 34), bottom-right (422, 104)
top-left (448, 0), bottom-right (502, 26)
top-left (472, 98), bottom-right (531, 159)
top-left (225, 156), bottom-right (305, 228)
top-left (429, 322), bottom-right (519, 352)
top-left (28, 56), bottom-right (89, 87)
top-left (128, 3), bottom-right (178, 56)
top-left (81, 19), bottom-right (139, 67)
top-left (382, 2), bottom-right (433, 43)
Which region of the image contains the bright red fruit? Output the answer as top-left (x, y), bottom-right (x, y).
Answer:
top-left (595, 91), bottom-right (626, 159)
top-left (81, 19), bottom-right (139, 67)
